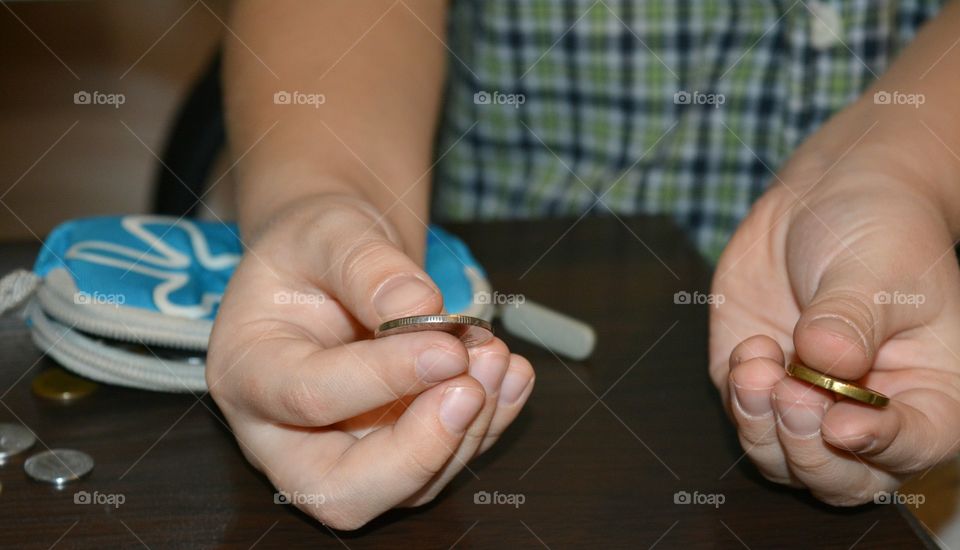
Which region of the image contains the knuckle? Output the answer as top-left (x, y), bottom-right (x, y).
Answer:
top-left (461, 417), bottom-right (489, 448)
top-left (379, 334), bottom-right (465, 391)
top-left (783, 446), bottom-right (837, 478)
top-left (238, 366), bottom-right (268, 404)
top-left (478, 434), bottom-right (499, 456)
top-left (847, 483), bottom-right (883, 506)
top-left (302, 483), bottom-right (369, 531)
top-left (894, 444), bottom-right (939, 473)
top-left (756, 468), bottom-right (796, 487)
top-left (205, 364), bottom-right (227, 403)
top-left (813, 485), bottom-right (877, 507)
top-left (206, 351), bottom-right (242, 409)
top-left (283, 378), bottom-right (333, 425)
top-left (426, 333), bottom-right (470, 359)
top-left (402, 444), bottom-right (447, 481)
top-left (739, 435), bottom-right (791, 483)
top-left (205, 340), bottom-right (231, 387)
top-left (316, 509), bottom-right (368, 532)
top-left (481, 429), bottom-right (504, 452)
top-left (743, 454), bottom-right (804, 488)
top-left (809, 288), bottom-right (877, 340)
top-left (407, 490), bottom-right (439, 508)
top-left (738, 430), bottom-right (779, 454)
top-left (470, 337), bottom-right (509, 359)
top-left (338, 237), bottom-right (396, 291)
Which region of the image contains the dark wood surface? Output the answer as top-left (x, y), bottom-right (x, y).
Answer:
top-left (0, 217), bottom-right (935, 549)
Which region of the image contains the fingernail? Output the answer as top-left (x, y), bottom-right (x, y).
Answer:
top-left (373, 276), bottom-right (437, 320)
top-left (470, 352), bottom-right (509, 396)
top-left (807, 315), bottom-right (868, 352)
top-left (499, 370), bottom-right (532, 405)
top-left (439, 386), bottom-right (485, 433)
top-left (732, 382), bottom-right (773, 418)
top-left (777, 398), bottom-right (826, 438)
top-left (416, 347), bottom-right (467, 382)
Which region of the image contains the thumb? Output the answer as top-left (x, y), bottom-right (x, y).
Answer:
top-left (310, 198), bottom-right (443, 329)
top-left (793, 258), bottom-right (934, 379)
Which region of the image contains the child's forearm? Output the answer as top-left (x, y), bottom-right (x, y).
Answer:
top-left (806, 2), bottom-right (960, 231)
top-left (224, 0), bottom-right (448, 256)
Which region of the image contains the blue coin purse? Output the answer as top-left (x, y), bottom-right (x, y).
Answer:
top-left (0, 215), bottom-right (493, 392)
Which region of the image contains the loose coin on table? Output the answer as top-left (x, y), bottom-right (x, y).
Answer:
top-left (24, 449), bottom-right (94, 486)
top-left (32, 367), bottom-right (98, 402)
top-left (785, 362), bottom-right (890, 408)
top-left (376, 314), bottom-right (494, 347)
top-left (0, 423), bottom-right (36, 461)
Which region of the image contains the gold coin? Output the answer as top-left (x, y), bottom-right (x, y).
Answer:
top-left (31, 367), bottom-right (98, 402)
top-left (375, 314), bottom-right (494, 347)
top-left (785, 362), bottom-right (889, 408)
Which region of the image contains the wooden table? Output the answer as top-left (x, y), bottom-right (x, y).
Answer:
top-left (0, 217), bottom-right (935, 549)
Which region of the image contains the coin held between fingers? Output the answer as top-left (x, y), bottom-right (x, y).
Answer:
top-left (376, 314), bottom-right (494, 347)
top-left (785, 362), bottom-right (890, 408)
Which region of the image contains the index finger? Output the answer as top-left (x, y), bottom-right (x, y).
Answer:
top-left (225, 328), bottom-right (470, 426)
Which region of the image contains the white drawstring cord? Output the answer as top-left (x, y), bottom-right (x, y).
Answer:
top-left (0, 269), bottom-right (40, 315)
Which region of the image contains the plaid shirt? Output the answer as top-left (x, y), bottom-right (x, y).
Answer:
top-left (432, 0), bottom-right (943, 261)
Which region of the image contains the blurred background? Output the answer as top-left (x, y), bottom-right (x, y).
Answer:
top-left (0, 0), bottom-right (233, 242)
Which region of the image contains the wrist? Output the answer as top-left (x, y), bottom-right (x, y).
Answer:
top-left (784, 102), bottom-right (960, 234)
top-left (243, 191), bottom-right (425, 264)
top-left (236, 167), bottom-right (366, 233)
top-left (236, 161), bottom-right (431, 260)
top-left (863, 100), bottom-right (959, 227)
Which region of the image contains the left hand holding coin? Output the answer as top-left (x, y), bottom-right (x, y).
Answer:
top-left (207, 197), bottom-right (535, 529)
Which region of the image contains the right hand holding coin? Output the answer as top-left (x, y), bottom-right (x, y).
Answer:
top-left (709, 147), bottom-right (960, 506)
top-left (207, 196), bottom-right (534, 529)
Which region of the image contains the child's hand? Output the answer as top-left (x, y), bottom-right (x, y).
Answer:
top-left (206, 195), bottom-right (534, 529)
top-left (710, 118), bottom-right (960, 504)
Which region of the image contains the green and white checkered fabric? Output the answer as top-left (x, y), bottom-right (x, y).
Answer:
top-left (432, 0), bottom-right (943, 261)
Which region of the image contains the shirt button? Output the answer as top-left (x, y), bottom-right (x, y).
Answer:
top-left (807, 1), bottom-right (843, 50)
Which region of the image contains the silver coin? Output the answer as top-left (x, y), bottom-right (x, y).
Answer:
top-left (375, 314), bottom-right (494, 347)
top-left (24, 449), bottom-right (94, 486)
top-left (0, 423), bottom-right (36, 461)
